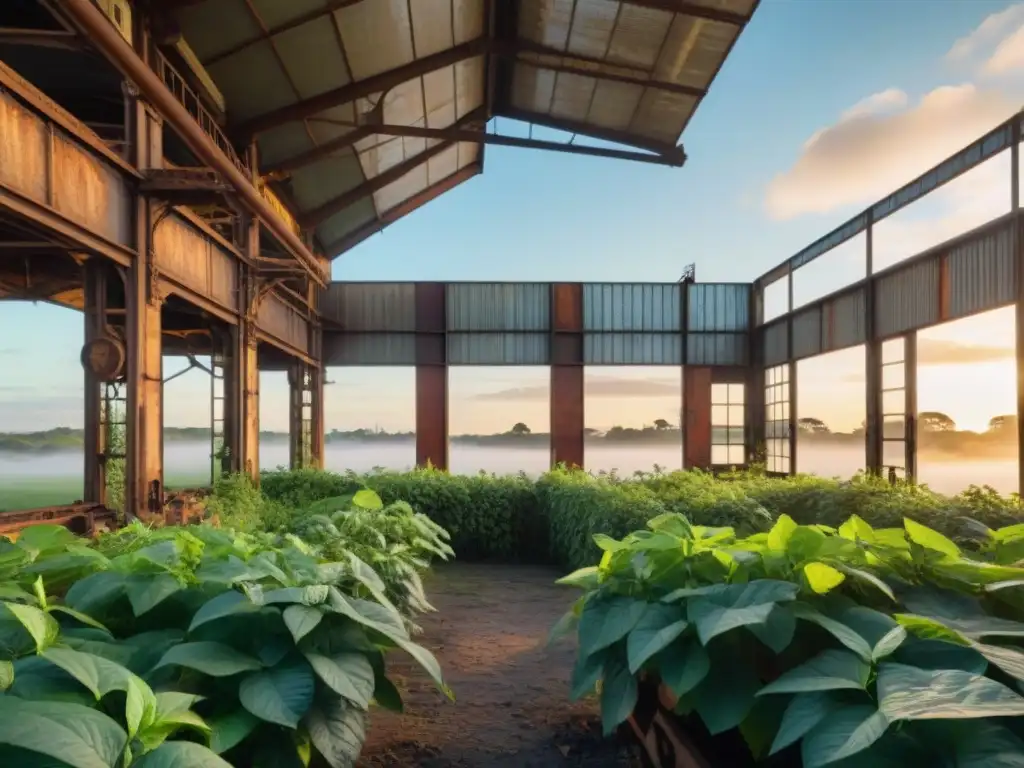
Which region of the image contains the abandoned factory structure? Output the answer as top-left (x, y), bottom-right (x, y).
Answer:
top-left (1, 1), bottom-right (1020, 523)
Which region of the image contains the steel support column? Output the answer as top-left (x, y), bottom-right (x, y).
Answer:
top-left (83, 259), bottom-right (108, 505)
top-left (1011, 116), bottom-right (1023, 493)
top-left (748, 286), bottom-right (766, 464)
top-left (683, 367), bottom-right (712, 469)
top-left (550, 283), bottom-right (584, 468)
top-left (905, 331), bottom-right (919, 481)
top-left (310, 363), bottom-right (325, 469)
top-left (415, 283), bottom-right (448, 470)
top-left (865, 216), bottom-right (883, 475)
top-left (287, 363), bottom-right (314, 469)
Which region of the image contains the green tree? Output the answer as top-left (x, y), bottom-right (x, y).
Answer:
top-left (653, 418), bottom-right (672, 431)
top-left (797, 417), bottom-right (830, 434)
top-left (989, 414), bottom-right (1017, 432)
top-left (510, 422), bottom-right (531, 436)
top-left (919, 411), bottom-right (956, 432)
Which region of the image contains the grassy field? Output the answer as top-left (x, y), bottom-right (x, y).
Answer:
top-left (0, 474), bottom-right (209, 511)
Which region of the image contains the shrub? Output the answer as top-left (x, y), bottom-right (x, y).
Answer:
top-left (0, 521), bottom-right (450, 767)
top-left (552, 512), bottom-right (1024, 766)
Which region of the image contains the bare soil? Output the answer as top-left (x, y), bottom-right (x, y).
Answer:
top-left (359, 563), bottom-right (644, 768)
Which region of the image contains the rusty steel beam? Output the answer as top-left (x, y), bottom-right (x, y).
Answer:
top-left (619, 0), bottom-right (751, 25)
top-left (0, 27), bottom-right (84, 51)
top-left (60, 0), bottom-right (328, 286)
top-left (414, 282), bottom-right (448, 470)
top-left (237, 39), bottom-right (487, 138)
top-left (322, 164), bottom-right (480, 257)
top-left (550, 284), bottom-right (584, 469)
top-left (299, 140), bottom-right (457, 229)
top-left (683, 367), bottom-right (712, 470)
top-left (499, 107), bottom-right (685, 161)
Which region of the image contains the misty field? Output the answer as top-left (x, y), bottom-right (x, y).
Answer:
top-left (0, 439), bottom-right (1018, 510)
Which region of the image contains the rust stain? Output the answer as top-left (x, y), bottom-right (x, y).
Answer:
top-left (550, 365), bottom-right (584, 468)
top-left (416, 365), bottom-right (448, 470)
top-left (552, 283), bottom-right (583, 331)
top-left (0, 91), bottom-right (47, 200)
top-left (683, 367), bottom-right (712, 470)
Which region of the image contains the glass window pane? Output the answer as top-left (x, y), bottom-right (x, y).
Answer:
top-left (882, 389), bottom-right (904, 416)
top-left (711, 383), bottom-right (728, 404)
top-left (711, 405), bottom-right (728, 426)
top-left (781, 401), bottom-right (790, 420)
top-left (728, 383), bottom-right (745, 404)
top-left (883, 416), bottom-right (905, 439)
top-left (712, 425), bottom-right (727, 444)
top-left (882, 363), bottom-right (905, 390)
top-left (711, 445), bottom-right (729, 465)
top-left (728, 426), bottom-right (745, 445)
top-left (781, 365), bottom-right (790, 384)
top-left (728, 404), bottom-right (745, 426)
top-left (728, 445), bottom-right (745, 465)
top-left (882, 338), bottom-right (905, 364)
top-left (767, 368), bottom-right (776, 386)
top-left (883, 439), bottom-right (905, 470)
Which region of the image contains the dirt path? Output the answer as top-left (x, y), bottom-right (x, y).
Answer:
top-left (359, 563), bottom-right (643, 768)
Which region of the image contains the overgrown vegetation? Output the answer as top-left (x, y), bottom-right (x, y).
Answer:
top-left (0, 487), bottom-right (453, 767)
top-left (553, 511), bottom-right (1024, 765)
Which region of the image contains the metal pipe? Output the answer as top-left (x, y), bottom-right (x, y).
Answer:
top-left (60, 0), bottom-right (327, 286)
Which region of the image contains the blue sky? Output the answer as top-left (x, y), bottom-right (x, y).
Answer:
top-left (2, 0), bottom-right (1023, 435)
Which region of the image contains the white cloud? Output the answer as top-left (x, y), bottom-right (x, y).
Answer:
top-left (763, 84), bottom-right (1017, 220)
top-left (984, 24), bottom-right (1024, 74)
top-left (946, 3), bottom-right (1024, 63)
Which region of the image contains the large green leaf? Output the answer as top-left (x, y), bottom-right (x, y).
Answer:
top-left (904, 518), bottom-right (959, 557)
top-left (155, 642), bottom-right (262, 677)
top-left (352, 488), bottom-right (383, 510)
top-left (692, 654), bottom-right (760, 735)
top-left (577, 594), bottom-right (647, 657)
top-left (599, 657), bottom-right (638, 736)
top-left (569, 647), bottom-right (608, 701)
top-left (908, 720), bottom-right (1024, 768)
top-left (832, 606), bottom-right (906, 661)
top-left (3, 602), bottom-right (59, 653)
top-left (626, 603), bottom-right (688, 674)
top-left (208, 709), bottom-right (260, 754)
top-left (239, 660), bottom-right (316, 728)
top-left (689, 598), bottom-right (773, 646)
top-left (877, 662), bottom-right (1024, 720)
top-left (0, 696), bottom-right (127, 768)
top-left (803, 563), bottom-right (846, 594)
top-left (801, 705), bottom-right (890, 768)
top-left (792, 603), bottom-right (872, 661)
top-left (305, 652), bottom-right (375, 709)
top-left (972, 642), bottom-right (1024, 682)
top-left (657, 638), bottom-right (710, 698)
top-left (758, 650), bottom-right (870, 696)
top-left (555, 567), bottom-right (600, 590)
top-left (132, 741), bottom-right (233, 767)
top-left (305, 697), bottom-right (367, 768)
top-left (0, 660), bottom-right (12, 691)
top-left (188, 591), bottom-right (262, 632)
top-left (65, 573), bottom-right (130, 617)
top-left (749, 606), bottom-right (797, 653)
top-left (125, 574), bottom-right (182, 617)
top-left (769, 691), bottom-right (846, 755)
top-left (283, 605), bottom-right (323, 643)
top-left (893, 638), bottom-right (987, 674)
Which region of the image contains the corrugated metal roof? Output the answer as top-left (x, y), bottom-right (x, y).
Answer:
top-left (168, 0), bottom-right (757, 260)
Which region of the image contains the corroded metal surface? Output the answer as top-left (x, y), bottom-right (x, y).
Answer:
top-left (0, 504), bottom-right (118, 540)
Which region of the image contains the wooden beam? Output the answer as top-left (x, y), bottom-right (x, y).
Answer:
top-left (500, 107), bottom-right (683, 158)
top-left (619, 0), bottom-right (751, 26)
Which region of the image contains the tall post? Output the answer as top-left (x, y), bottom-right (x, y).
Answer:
top-left (415, 283), bottom-right (448, 470)
top-left (786, 268), bottom-right (797, 474)
top-left (83, 259), bottom-right (108, 505)
top-left (550, 283), bottom-right (584, 468)
top-left (747, 282), bottom-right (765, 464)
top-left (865, 213), bottom-right (882, 475)
top-left (905, 331), bottom-right (918, 481)
top-left (683, 367), bottom-right (712, 469)
top-left (1011, 116), bottom-right (1023, 493)
top-left (124, 24), bottom-right (164, 519)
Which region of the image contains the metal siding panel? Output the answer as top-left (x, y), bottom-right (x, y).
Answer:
top-left (0, 90), bottom-right (47, 202)
top-left (323, 332), bottom-right (416, 365)
top-left (446, 283), bottom-right (550, 331)
top-left (447, 332), bottom-right (549, 364)
top-left (153, 213), bottom-right (238, 313)
top-left (875, 259), bottom-right (940, 337)
top-left (687, 284), bottom-right (750, 331)
top-left (686, 333), bottom-right (748, 365)
top-left (320, 283), bottom-right (416, 331)
top-left (257, 292), bottom-right (308, 353)
top-left (948, 224), bottom-right (1016, 319)
top-left (830, 289), bottom-right (866, 350)
top-left (583, 283), bottom-right (682, 331)
top-left (51, 129), bottom-right (131, 246)
top-left (791, 307), bottom-right (822, 359)
top-left (583, 333), bottom-right (682, 364)
top-left (763, 321), bottom-right (788, 366)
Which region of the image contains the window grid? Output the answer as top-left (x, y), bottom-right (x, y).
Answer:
top-left (880, 339), bottom-right (906, 479)
top-left (711, 382), bottom-right (746, 467)
top-left (765, 364), bottom-right (791, 474)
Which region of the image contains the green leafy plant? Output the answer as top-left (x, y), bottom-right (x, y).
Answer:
top-left (0, 522), bottom-right (451, 767)
top-left (553, 513), bottom-right (1024, 767)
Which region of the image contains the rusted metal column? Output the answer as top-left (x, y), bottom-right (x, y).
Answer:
top-left (1011, 116), bottom-right (1023, 493)
top-left (82, 259), bottom-right (108, 504)
top-left (865, 215), bottom-right (883, 475)
top-left (415, 283), bottom-right (448, 470)
top-left (905, 331), bottom-right (918, 481)
top-left (310, 363), bottom-right (325, 469)
top-left (550, 283), bottom-right (585, 468)
top-left (683, 367), bottom-right (712, 469)
top-left (747, 284), bottom-right (765, 465)
top-left (287, 363), bottom-right (307, 469)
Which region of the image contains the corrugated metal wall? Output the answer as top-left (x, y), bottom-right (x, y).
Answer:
top-left (448, 333), bottom-right (549, 365)
top-left (321, 283), bottom-right (417, 331)
top-left (322, 332), bottom-right (416, 366)
top-left (875, 258), bottom-right (940, 338)
top-left (828, 289), bottom-right (867, 351)
top-left (688, 284), bottom-right (750, 332)
top-left (687, 333), bottom-right (747, 365)
top-left (763, 321), bottom-right (788, 366)
top-left (448, 283), bottom-right (550, 331)
top-left (583, 283), bottom-right (682, 331)
top-left (791, 306), bottom-right (822, 360)
top-left (584, 332), bottom-right (682, 365)
top-left (947, 221), bottom-right (1016, 320)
